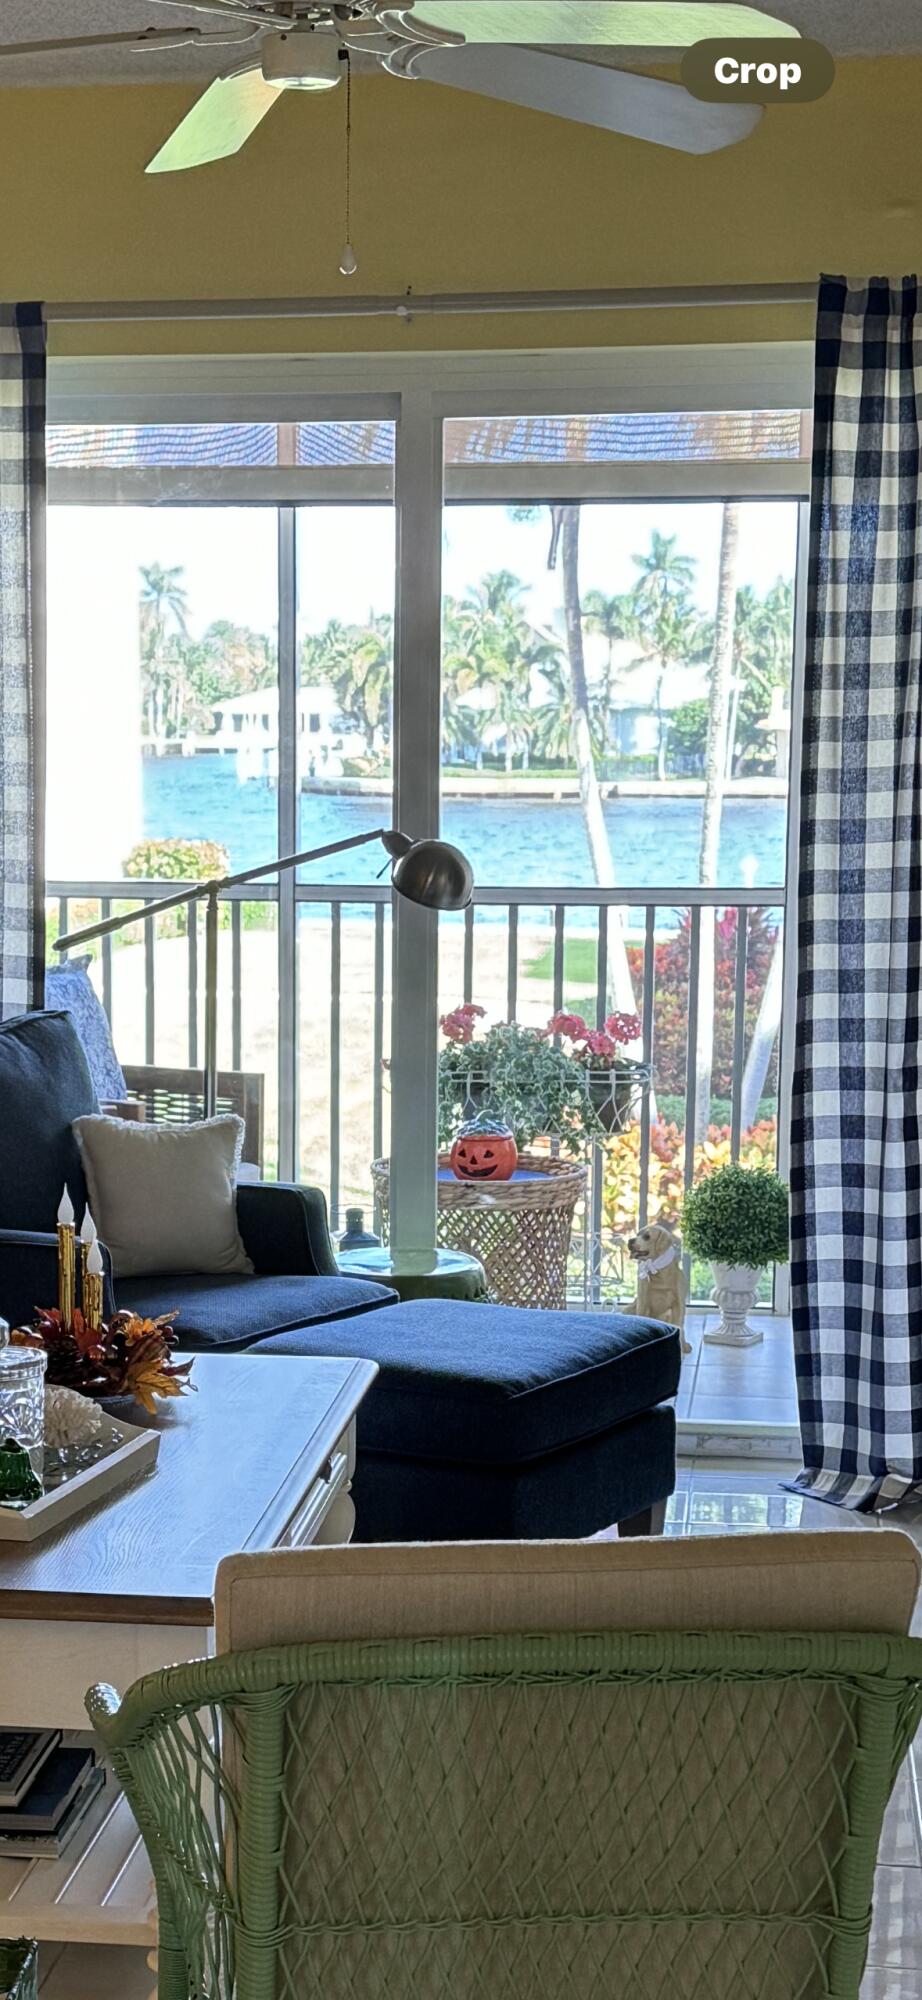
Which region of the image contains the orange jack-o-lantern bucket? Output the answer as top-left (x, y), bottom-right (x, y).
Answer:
top-left (450, 1118), bottom-right (518, 1183)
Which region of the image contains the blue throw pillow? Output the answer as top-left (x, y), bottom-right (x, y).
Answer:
top-left (45, 958), bottom-right (128, 1104)
top-left (0, 1011), bottom-right (97, 1230)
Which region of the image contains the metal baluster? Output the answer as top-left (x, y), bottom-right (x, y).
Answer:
top-left (373, 902), bottom-right (385, 1173)
top-left (57, 898), bottom-right (67, 948)
top-left (638, 908), bottom-right (656, 1230)
top-left (144, 904), bottom-right (155, 1065)
top-left (730, 905), bottom-right (749, 1160)
top-left (683, 906), bottom-right (701, 1199)
top-left (330, 904), bottom-right (341, 1232)
top-left (101, 899), bottom-right (113, 1024)
top-left (231, 902), bottom-right (242, 1070)
top-left (552, 906), bottom-right (565, 1013)
top-left (187, 900), bottom-right (199, 1069)
top-left (506, 904), bottom-right (518, 1020)
top-left (463, 904), bottom-right (474, 1004)
top-left (551, 907), bottom-right (566, 1174)
top-left (589, 906), bottom-right (609, 1307)
top-left (595, 906), bottom-right (609, 1030)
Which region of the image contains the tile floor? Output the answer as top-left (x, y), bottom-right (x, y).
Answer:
top-left (670, 1458), bottom-right (922, 1994)
top-left (677, 1311), bottom-right (797, 1425)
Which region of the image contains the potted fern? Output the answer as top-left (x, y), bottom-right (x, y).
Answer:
top-left (682, 1164), bottom-right (789, 1347)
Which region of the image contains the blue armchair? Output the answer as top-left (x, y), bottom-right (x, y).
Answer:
top-left (0, 1012), bottom-right (395, 1348)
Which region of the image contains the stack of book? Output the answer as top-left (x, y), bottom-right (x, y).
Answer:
top-left (0, 1729), bottom-right (104, 1858)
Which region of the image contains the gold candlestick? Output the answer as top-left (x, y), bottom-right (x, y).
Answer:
top-left (57, 1186), bottom-right (76, 1329)
top-left (83, 1237), bottom-right (105, 1333)
top-left (79, 1207), bottom-right (98, 1326)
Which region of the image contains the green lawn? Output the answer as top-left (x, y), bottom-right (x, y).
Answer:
top-left (526, 938), bottom-right (600, 994)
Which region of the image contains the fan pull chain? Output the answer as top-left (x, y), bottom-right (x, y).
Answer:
top-left (339, 51), bottom-right (357, 278)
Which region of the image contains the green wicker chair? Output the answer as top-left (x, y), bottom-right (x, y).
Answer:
top-left (88, 1532), bottom-right (922, 2000)
top-left (0, 1941), bottom-right (37, 2000)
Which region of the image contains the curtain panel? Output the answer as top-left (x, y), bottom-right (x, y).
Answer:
top-left (790, 275), bottom-right (922, 1509)
top-left (0, 303), bottom-right (46, 1018)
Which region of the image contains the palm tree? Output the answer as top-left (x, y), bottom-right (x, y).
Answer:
top-left (729, 577), bottom-right (794, 775)
top-left (139, 562), bottom-right (189, 744)
top-left (695, 502), bottom-right (741, 1139)
top-left (347, 613), bottom-right (393, 755)
top-left (627, 534), bottom-right (701, 780)
top-left (448, 571), bottom-right (551, 774)
top-left (532, 656), bottom-right (606, 766)
top-left (542, 505), bottom-right (641, 1023)
top-left (302, 613), bottom-right (393, 758)
top-left (139, 562), bottom-right (189, 645)
top-left (583, 588), bottom-right (629, 698)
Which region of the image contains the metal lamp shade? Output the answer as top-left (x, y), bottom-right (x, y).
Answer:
top-left (391, 838), bottom-right (473, 912)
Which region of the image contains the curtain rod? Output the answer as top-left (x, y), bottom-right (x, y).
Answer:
top-left (43, 282), bottom-right (817, 325)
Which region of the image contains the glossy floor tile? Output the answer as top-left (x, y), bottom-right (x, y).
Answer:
top-left (671, 1455), bottom-right (922, 1990)
top-left (679, 1312), bottom-right (798, 1426)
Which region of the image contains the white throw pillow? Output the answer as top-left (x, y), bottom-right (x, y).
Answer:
top-left (73, 1114), bottom-right (255, 1280)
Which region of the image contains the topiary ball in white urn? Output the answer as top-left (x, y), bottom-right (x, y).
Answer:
top-left (681, 1165), bottom-right (789, 1347)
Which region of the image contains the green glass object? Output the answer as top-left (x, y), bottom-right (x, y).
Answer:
top-left (0, 1435), bottom-right (42, 1508)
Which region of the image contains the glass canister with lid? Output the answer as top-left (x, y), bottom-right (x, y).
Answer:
top-left (0, 1319), bottom-right (46, 1499)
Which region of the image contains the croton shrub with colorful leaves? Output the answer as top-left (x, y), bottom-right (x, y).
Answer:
top-left (601, 1117), bottom-right (779, 1239)
top-left (625, 908), bottom-right (779, 1101)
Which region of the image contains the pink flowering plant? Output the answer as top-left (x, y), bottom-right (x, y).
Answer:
top-left (437, 1003), bottom-right (646, 1154)
top-left (440, 1002), bottom-right (486, 1045)
top-left (547, 1010), bottom-right (643, 1069)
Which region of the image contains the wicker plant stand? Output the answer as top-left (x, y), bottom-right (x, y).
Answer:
top-left (371, 1153), bottom-right (587, 1309)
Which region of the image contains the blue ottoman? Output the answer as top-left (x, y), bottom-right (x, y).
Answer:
top-left (251, 1298), bottom-right (681, 1542)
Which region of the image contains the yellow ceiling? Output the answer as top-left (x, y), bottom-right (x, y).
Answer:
top-left (1, 52), bottom-right (916, 356)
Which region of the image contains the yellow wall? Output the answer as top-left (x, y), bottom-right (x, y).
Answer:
top-left (0, 53), bottom-right (918, 356)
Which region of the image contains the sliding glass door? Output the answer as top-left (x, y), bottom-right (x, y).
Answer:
top-left (45, 369), bottom-right (809, 1360)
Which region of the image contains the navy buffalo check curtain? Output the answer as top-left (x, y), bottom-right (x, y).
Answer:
top-left (0, 304), bottom-right (46, 1017)
top-left (790, 276), bottom-right (922, 1509)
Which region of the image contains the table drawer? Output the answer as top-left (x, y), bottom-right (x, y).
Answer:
top-left (274, 1437), bottom-right (351, 1549)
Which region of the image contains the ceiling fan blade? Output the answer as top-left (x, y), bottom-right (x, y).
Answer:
top-left (147, 68), bottom-right (278, 174)
top-left (413, 43), bottom-right (762, 150)
top-left (146, 0), bottom-right (287, 22)
top-left (0, 30), bottom-right (216, 59)
top-left (393, 3), bottom-right (800, 43)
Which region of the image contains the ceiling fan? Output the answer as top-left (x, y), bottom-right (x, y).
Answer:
top-left (0, 2), bottom-right (800, 168)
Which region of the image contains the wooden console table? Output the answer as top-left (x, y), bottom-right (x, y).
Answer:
top-left (0, 1350), bottom-right (377, 2000)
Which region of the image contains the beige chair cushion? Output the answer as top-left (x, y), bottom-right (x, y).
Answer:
top-left (73, 1111), bottom-right (254, 1279)
top-left (216, 1530), bottom-right (920, 1654)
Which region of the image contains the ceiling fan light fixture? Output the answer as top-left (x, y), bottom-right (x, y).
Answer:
top-left (261, 28), bottom-right (343, 92)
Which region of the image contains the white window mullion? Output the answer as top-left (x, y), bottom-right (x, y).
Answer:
top-left (388, 388), bottom-right (444, 1262)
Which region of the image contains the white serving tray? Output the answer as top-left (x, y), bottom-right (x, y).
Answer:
top-left (0, 1417), bottom-right (160, 1542)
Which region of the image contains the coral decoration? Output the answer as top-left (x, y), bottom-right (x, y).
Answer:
top-left (12, 1308), bottom-right (194, 1415)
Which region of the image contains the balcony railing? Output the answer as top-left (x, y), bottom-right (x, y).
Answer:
top-left (48, 878), bottom-right (786, 1307)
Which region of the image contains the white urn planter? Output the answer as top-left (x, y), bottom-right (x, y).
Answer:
top-left (702, 1263), bottom-right (764, 1347)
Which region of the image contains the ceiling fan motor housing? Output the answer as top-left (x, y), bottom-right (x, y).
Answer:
top-left (261, 28), bottom-right (344, 91)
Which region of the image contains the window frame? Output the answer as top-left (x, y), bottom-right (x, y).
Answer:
top-left (46, 344), bottom-right (810, 1287)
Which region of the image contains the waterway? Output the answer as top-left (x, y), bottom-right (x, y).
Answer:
top-left (143, 754), bottom-right (787, 900)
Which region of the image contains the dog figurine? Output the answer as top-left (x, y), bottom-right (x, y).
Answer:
top-left (627, 1221), bottom-right (691, 1355)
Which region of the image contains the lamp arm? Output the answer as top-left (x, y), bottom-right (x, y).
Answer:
top-left (218, 827), bottom-right (394, 893)
top-left (54, 827), bottom-right (396, 953)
